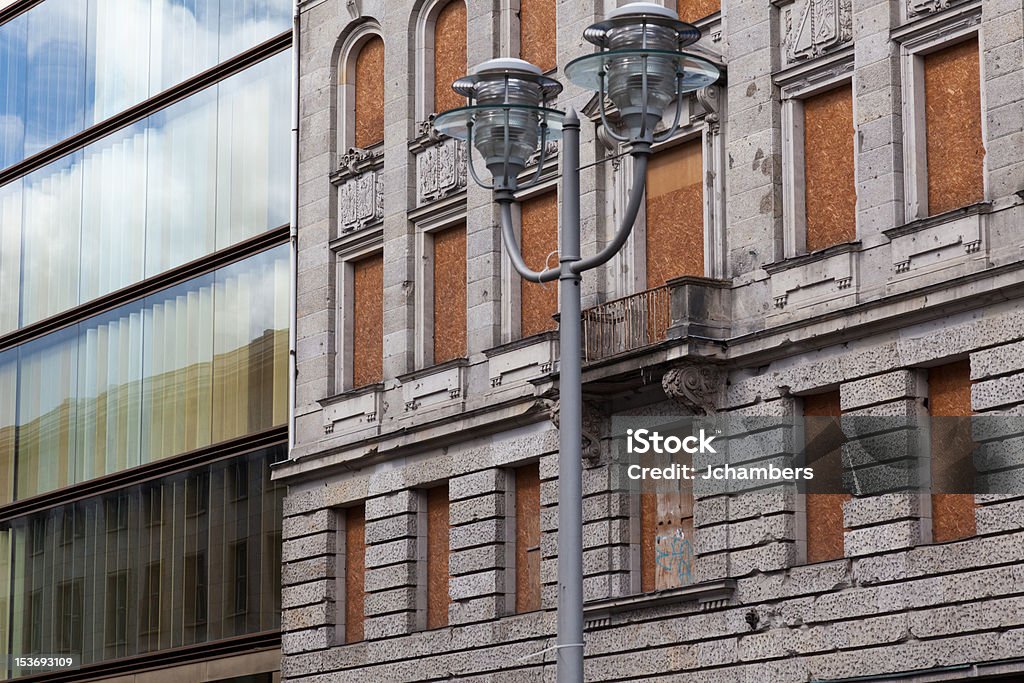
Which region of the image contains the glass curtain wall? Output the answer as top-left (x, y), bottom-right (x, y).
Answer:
top-left (0, 50), bottom-right (289, 334)
top-left (0, 0), bottom-right (291, 169)
top-left (0, 445), bottom-right (286, 679)
top-left (0, 245), bottom-right (289, 504)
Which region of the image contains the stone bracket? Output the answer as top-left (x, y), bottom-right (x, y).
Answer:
top-left (662, 363), bottom-right (724, 416)
top-left (320, 385), bottom-right (385, 439)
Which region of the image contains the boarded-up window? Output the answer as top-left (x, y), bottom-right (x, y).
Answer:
top-left (803, 84), bottom-right (856, 252)
top-left (426, 485), bottom-right (450, 629)
top-left (354, 36), bottom-right (385, 148)
top-left (646, 139), bottom-right (704, 287)
top-left (352, 254), bottom-right (383, 387)
top-left (803, 392), bottom-right (849, 564)
top-left (924, 38), bottom-right (984, 216)
top-left (514, 463), bottom-right (541, 613)
top-left (433, 1), bottom-right (467, 115)
top-left (520, 0), bottom-right (556, 73)
top-left (640, 456), bottom-right (695, 592)
top-left (520, 192), bottom-right (558, 338)
top-left (928, 361), bottom-right (976, 543)
top-left (432, 224), bottom-right (467, 364)
top-left (677, 0), bottom-right (720, 23)
top-left (344, 505), bottom-right (366, 643)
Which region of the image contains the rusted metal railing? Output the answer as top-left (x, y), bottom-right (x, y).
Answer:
top-left (582, 285), bottom-right (671, 363)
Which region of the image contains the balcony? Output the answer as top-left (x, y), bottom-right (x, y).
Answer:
top-left (582, 286), bottom-right (671, 363)
top-left (582, 278), bottom-right (732, 364)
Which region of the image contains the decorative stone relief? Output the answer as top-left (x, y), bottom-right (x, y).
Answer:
top-left (545, 398), bottom-right (604, 461)
top-left (415, 136), bottom-right (467, 205)
top-left (334, 147), bottom-right (384, 234)
top-left (907, 0), bottom-right (949, 18)
top-left (662, 364), bottom-right (723, 416)
top-left (781, 0), bottom-right (853, 63)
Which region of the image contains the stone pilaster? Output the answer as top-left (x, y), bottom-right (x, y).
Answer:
top-left (363, 489), bottom-right (421, 639)
top-left (281, 506), bottom-right (337, 655)
top-left (840, 369), bottom-right (930, 554)
top-left (980, 0), bottom-right (1024, 201)
top-left (971, 341), bottom-right (1024, 534)
top-left (448, 468), bottom-right (509, 624)
top-left (852, 0), bottom-right (904, 242)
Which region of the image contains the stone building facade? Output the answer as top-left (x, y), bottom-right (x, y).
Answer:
top-left (277, 0), bottom-right (1024, 680)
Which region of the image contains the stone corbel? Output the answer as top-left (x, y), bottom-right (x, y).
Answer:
top-left (662, 363), bottom-right (723, 416)
top-left (695, 85), bottom-right (721, 134)
top-left (545, 398), bottom-right (605, 461)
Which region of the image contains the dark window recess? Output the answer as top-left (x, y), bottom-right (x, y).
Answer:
top-left (105, 571), bottom-right (129, 648)
top-left (58, 580), bottom-right (84, 653)
top-left (233, 541), bottom-right (249, 615)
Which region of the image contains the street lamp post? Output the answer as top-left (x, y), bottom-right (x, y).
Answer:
top-left (434, 4), bottom-right (719, 681)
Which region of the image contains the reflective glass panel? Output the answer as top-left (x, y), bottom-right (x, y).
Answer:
top-left (0, 49), bottom-right (290, 332)
top-left (1, 245), bottom-right (288, 501)
top-left (0, 446), bottom-right (285, 677)
top-left (0, 0), bottom-right (290, 170)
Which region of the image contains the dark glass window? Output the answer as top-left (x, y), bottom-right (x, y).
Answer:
top-left (1, 447), bottom-right (284, 671)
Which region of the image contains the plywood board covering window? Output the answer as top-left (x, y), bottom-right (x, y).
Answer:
top-left (433, 1), bottom-right (467, 115)
top-left (345, 505), bottom-right (366, 643)
top-left (514, 463), bottom-right (541, 613)
top-left (640, 458), bottom-right (695, 592)
top-left (928, 361), bottom-right (976, 543)
top-left (354, 36), bottom-right (385, 148)
top-left (646, 139), bottom-right (704, 288)
top-left (803, 391), bottom-right (849, 564)
top-left (519, 0), bottom-right (556, 73)
top-left (677, 0), bottom-right (720, 23)
top-left (352, 254), bottom-right (383, 387)
top-left (803, 85), bottom-right (856, 252)
top-left (432, 223), bottom-right (467, 364)
top-left (426, 485), bottom-right (450, 629)
top-left (923, 38), bottom-right (984, 216)
top-left (520, 192), bottom-right (558, 338)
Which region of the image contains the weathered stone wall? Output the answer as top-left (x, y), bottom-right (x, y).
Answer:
top-left (283, 0), bottom-right (1024, 679)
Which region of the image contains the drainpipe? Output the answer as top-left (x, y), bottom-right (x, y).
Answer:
top-left (288, 0), bottom-right (300, 453)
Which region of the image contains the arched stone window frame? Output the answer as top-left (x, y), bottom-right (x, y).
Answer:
top-left (336, 21), bottom-right (385, 154)
top-left (414, 0), bottom-right (467, 123)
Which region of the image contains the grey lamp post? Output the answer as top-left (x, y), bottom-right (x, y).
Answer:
top-left (434, 4), bottom-right (719, 681)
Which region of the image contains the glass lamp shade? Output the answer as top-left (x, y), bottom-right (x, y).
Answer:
top-left (433, 104), bottom-right (565, 179)
top-left (435, 58), bottom-right (565, 183)
top-left (568, 2), bottom-right (718, 138)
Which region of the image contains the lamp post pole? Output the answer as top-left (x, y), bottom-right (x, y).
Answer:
top-left (555, 109), bottom-right (585, 682)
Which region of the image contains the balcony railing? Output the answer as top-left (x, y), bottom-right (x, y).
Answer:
top-left (582, 285), bottom-right (671, 363)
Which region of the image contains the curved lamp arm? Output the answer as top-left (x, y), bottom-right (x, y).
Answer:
top-left (572, 145), bottom-right (650, 274)
top-left (497, 194), bottom-right (561, 283)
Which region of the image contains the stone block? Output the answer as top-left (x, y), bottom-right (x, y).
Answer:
top-left (840, 371), bottom-right (924, 411)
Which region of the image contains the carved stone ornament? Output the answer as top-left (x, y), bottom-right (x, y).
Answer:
top-left (695, 85), bottom-right (721, 132)
top-left (782, 0), bottom-right (853, 63)
top-left (662, 364), bottom-right (723, 416)
top-left (545, 398), bottom-right (604, 461)
top-left (416, 136), bottom-right (467, 204)
top-left (334, 147), bottom-right (384, 234)
top-left (907, 0), bottom-right (950, 17)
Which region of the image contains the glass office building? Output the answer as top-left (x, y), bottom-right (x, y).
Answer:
top-left (0, 0), bottom-right (291, 679)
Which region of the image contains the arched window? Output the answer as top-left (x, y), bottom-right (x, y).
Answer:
top-left (432, 0), bottom-right (467, 116)
top-left (519, 0), bottom-right (556, 72)
top-left (336, 25), bottom-right (384, 151)
top-left (354, 36), bottom-right (385, 148)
